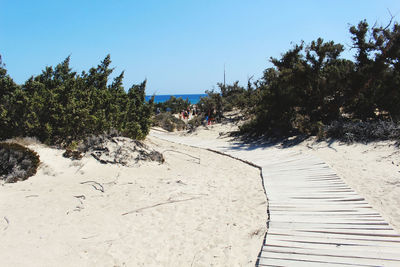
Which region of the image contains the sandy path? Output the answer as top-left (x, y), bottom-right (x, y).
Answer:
top-left (0, 137), bottom-right (267, 267)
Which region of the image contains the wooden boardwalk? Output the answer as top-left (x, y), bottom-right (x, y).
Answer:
top-left (150, 130), bottom-right (400, 266)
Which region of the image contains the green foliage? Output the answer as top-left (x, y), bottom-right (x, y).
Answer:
top-left (153, 112), bottom-right (186, 132)
top-left (219, 80), bottom-right (260, 112)
top-left (0, 55), bottom-right (153, 145)
top-left (347, 20), bottom-right (400, 121)
top-left (241, 19), bottom-right (400, 139)
top-left (245, 39), bottom-right (353, 136)
top-left (187, 115), bottom-right (204, 130)
top-left (0, 56), bottom-right (21, 139)
top-left (197, 90), bottom-right (223, 122)
top-left (194, 78), bottom-right (261, 131)
top-left (154, 96), bottom-right (190, 114)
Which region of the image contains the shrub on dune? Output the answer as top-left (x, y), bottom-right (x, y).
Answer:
top-left (0, 142), bottom-right (40, 183)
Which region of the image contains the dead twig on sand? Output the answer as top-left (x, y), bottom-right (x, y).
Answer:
top-left (122, 197), bottom-right (201, 216)
top-left (74, 195), bottom-right (86, 204)
top-left (80, 181), bottom-right (104, 193)
top-left (74, 161), bottom-right (86, 174)
top-left (82, 235), bottom-right (98, 240)
top-left (191, 252), bottom-right (199, 267)
top-left (3, 216), bottom-right (9, 231)
top-left (25, 195), bottom-right (39, 198)
top-left (162, 149), bottom-right (200, 164)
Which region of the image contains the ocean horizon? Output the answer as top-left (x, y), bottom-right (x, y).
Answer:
top-left (145, 94), bottom-right (207, 104)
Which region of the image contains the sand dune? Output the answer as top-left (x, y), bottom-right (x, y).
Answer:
top-left (0, 137), bottom-right (267, 267)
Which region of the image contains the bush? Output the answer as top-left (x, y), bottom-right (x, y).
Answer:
top-left (153, 112), bottom-right (186, 132)
top-left (323, 120), bottom-right (400, 143)
top-left (0, 55), bottom-right (153, 146)
top-left (0, 142), bottom-right (40, 183)
top-left (154, 96), bottom-right (190, 114)
top-left (187, 115), bottom-right (205, 132)
top-left (243, 20), bottom-right (400, 139)
top-left (197, 90), bottom-right (223, 122)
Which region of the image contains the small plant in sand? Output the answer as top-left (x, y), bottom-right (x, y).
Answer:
top-left (0, 142), bottom-right (40, 183)
top-left (62, 140), bottom-right (83, 160)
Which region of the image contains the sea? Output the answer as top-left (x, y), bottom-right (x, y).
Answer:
top-left (145, 94), bottom-right (207, 104)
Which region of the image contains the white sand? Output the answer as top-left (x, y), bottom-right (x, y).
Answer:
top-left (0, 137), bottom-right (267, 266)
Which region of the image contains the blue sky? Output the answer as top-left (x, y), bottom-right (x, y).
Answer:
top-left (1, 0), bottom-right (400, 94)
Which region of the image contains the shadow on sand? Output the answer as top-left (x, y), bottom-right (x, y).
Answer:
top-left (224, 130), bottom-right (311, 151)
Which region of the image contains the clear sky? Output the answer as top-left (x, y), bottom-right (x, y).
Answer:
top-left (1, 0), bottom-right (400, 95)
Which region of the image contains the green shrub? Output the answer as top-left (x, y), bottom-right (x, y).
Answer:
top-left (187, 115), bottom-right (204, 131)
top-left (154, 96), bottom-right (190, 114)
top-left (0, 55), bottom-right (153, 146)
top-left (153, 112), bottom-right (186, 132)
top-left (0, 142), bottom-right (40, 183)
top-left (243, 20), bottom-right (400, 139)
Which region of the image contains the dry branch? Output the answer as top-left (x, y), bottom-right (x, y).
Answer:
top-left (80, 181), bottom-right (104, 192)
top-left (162, 149), bottom-right (200, 164)
top-left (25, 195), bottom-right (39, 198)
top-left (122, 197), bottom-right (201, 216)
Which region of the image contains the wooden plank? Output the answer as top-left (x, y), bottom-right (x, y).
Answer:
top-left (266, 232), bottom-right (400, 245)
top-left (261, 245), bottom-right (400, 262)
top-left (269, 221), bottom-right (392, 230)
top-left (265, 239), bottom-right (400, 254)
top-left (259, 248), bottom-right (400, 266)
top-left (258, 255), bottom-right (382, 267)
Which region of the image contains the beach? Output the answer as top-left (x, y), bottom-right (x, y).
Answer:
top-left (1, 117), bottom-right (400, 266)
top-left (0, 135), bottom-right (267, 267)
top-left (3, 2), bottom-right (400, 265)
